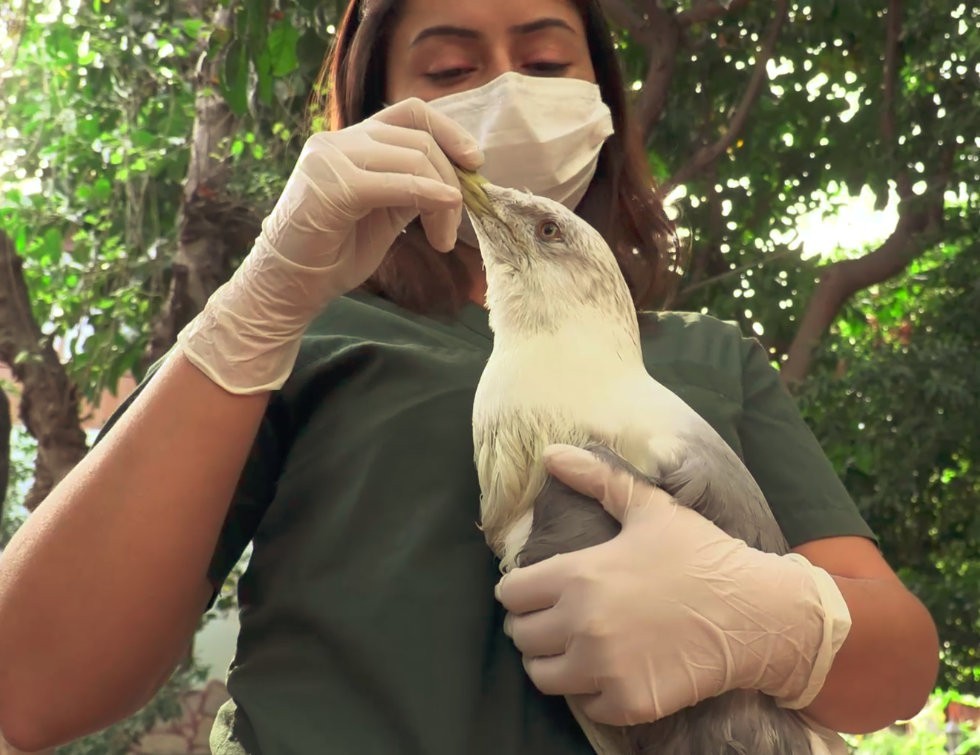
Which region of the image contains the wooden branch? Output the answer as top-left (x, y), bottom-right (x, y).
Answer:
top-left (634, 4), bottom-right (682, 139)
top-left (0, 231), bottom-right (87, 510)
top-left (881, 0), bottom-right (913, 199)
top-left (677, 0), bottom-right (751, 28)
top-left (598, 0), bottom-right (648, 34)
top-left (780, 201), bottom-right (943, 386)
top-left (661, 0), bottom-right (788, 194)
top-left (0, 386), bottom-right (9, 517)
top-left (596, 0), bottom-right (681, 140)
top-left (679, 248), bottom-right (799, 299)
top-left (780, 130), bottom-right (955, 386)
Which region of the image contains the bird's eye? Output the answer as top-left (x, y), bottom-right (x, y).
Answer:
top-left (536, 219), bottom-right (563, 242)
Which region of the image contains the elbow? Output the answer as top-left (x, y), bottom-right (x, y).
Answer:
top-left (897, 606), bottom-right (941, 722)
top-left (0, 646), bottom-right (188, 751)
top-left (0, 690), bottom-right (128, 752)
top-left (0, 683), bottom-right (88, 751)
top-left (0, 666), bottom-right (74, 750)
top-left (0, 702), bottom-right (59, 753)
top-left (0, 677), bottom-right (162, 752)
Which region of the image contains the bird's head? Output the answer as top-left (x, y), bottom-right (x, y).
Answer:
top-left (455, 168), bottom-right (636, 339)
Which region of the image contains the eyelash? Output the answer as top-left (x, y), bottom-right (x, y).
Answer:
top-left (425, 62), bottom-right (571, 83)
top-left (526, 62), bottom-right (571, 75)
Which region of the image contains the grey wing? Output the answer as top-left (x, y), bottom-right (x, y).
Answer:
top-left (516, 444), bottom-right (638, 755)
top-left (516, 444), bottom-right (630, 567)
top-left (659, 429), bottom-right (789, 554)
top-left (516, 443), bottom-right (809, 755)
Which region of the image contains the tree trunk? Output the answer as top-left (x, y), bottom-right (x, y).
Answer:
top-left (0, 231), bottom-right (87, 511)
top-left (144, 5), bottom-right (260, 367)
top-left (0, 386), bottom-right (10, 524)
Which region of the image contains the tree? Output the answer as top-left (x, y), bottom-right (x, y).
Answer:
top-left (798, 235), bottom-right (980, 692)
top-left (0, 0), bottom-right (196, 506)
top-left (0, 0), bottom-right (976, 744)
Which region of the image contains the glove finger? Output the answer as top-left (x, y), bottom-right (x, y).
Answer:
top-left (418, 204), bottom-right (462, 252)
top-left (542, 444), bottom-right (672, 526)
top-left (373, 97), bottom-right (484, 170)
top-left (523, 654), bottom-right (600, 697)
top-left (495, 556), bottom-right (571, 614)
top-left (504, 607), bottom-right (569, 658)
top-left (576, 686), bottom-right (662, 727)
top-left (349, 169), bottom-right (461, 215)
top-left (299, 136), bottom-right (456, 210)
top-left (577, 691), bottom-right (639, 727)
top-left (354, 132), bottom-right (451, 187)
top-left (352, 140), bottom-right (461, 251)
top-left (363, 121), bottom-right (462, 193)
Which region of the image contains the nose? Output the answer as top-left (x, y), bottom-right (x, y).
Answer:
top-left (483, 47), bottom-right (519, 86)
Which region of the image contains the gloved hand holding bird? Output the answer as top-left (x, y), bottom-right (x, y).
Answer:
top-left (456, 168), bottom-right (852, 755)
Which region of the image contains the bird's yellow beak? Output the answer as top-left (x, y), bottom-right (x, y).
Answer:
top-left (454, 167), bottom-right (496, 219)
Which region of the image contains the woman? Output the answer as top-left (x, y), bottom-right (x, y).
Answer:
top-left (0, 0), bottom-right (938, 752)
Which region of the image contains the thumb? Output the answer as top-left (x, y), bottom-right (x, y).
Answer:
top-left (541, 444), bottom-right (668, 525)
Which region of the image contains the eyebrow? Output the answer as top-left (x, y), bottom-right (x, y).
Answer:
top-left (410, 18), bottom-right (577, 47)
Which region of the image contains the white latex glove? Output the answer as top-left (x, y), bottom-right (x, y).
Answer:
top-left (177, 98), bottom-right (484, 393)
top-left (495, 444), bottom-right (852, 727)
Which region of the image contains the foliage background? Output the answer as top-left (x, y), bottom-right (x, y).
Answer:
top-left (0, 0), bottom-right (976, 749)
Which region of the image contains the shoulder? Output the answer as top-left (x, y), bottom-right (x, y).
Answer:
top-left (640, 309), bottom-right (747, 352)
top-left (292, 291), bottom-right (489, 370)
top-left (638, 310), bottom-right (757, 400)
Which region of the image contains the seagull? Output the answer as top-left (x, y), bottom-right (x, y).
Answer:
top-left (457, 169), bottom-right (816, 755)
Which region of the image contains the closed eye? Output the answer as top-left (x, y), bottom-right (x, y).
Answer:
top-left (424, 67), bottom-right (477, 83)
top-left (525, 61), bottom-right (571, 76)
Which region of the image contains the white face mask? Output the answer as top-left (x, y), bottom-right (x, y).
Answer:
top-left (427, 72), bottom-right (615, 248)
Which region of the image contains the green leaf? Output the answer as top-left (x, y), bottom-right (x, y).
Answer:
top-left (267, 21), bottom-right (300, 78)
top-left (222, 40), bottom-right (250, 116)
top-left (93, 178), bottom-right (112, 202)
top-left (181, 19), bottom-right (206, 39)
top-left (255, 48), bottom-right (274, 106)
top-left (42, 228), bottom-right (63, 258)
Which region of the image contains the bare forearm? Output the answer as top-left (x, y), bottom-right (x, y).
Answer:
top-left (796, 542), bottom-right (940, 733)
top-left (0, 352), bottom-right (269, 749)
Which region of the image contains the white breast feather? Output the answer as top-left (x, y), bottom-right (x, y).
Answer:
top-left (473, 316), bottom-right (696, 568)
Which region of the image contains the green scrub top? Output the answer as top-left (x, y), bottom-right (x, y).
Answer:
top-left (102, 291), bottom-right (874, 754)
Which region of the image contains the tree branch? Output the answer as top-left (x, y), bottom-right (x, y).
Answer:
top-left (679, 248), bottom-right (799, 300)
top-left (661, 0), bottom-right (788, 195)
top-left (881, 0), bottom-right (912, 199)
top-left (0, 386), bottom-right (10, 521)
top-left (596, 1), bottom-right (676, 139)
top-left (634, 4), bottom-right (682, 140)
top-left (677, 0), bottom-right (751, 28)
top-left (598, 0), bottom-right (648, 33)
top-left (778, 7), bottom-right (954, 387)
top-left (0, 231), bottom-right (87, 510)
top-left (780, 195), bottom-right (945, 387)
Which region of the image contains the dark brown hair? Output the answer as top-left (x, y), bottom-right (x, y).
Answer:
top-left (311, 0), bottom-right (680, 315)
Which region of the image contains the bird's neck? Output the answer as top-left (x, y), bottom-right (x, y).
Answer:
top-left (488, 300), bottom-right (643, 368)
top-left (484, 265), bottom-right (642, 362)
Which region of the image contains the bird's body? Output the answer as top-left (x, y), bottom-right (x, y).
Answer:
top-left (459, 171), bottom-right (816, 754)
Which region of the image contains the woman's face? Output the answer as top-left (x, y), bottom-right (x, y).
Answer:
top-left (385, 0), bottom-right (596, 103)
